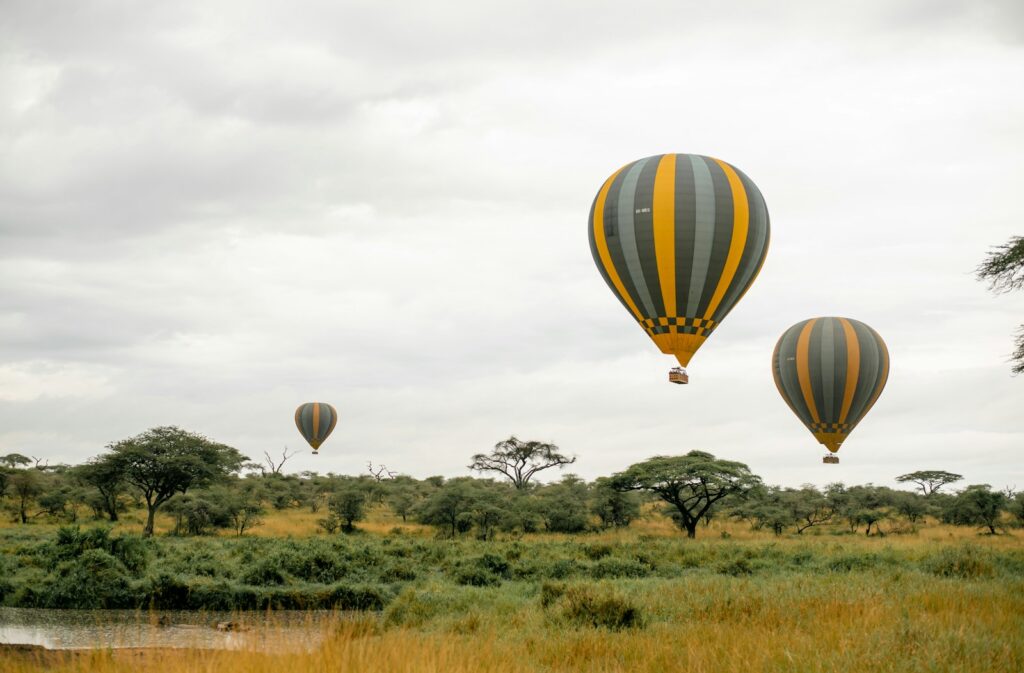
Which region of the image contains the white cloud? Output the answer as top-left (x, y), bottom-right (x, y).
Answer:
top-left (0, 0), bottom-right (1021, 488)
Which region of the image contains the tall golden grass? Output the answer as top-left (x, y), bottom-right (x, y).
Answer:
top-left (4, 572), bottom-right (1022, 673)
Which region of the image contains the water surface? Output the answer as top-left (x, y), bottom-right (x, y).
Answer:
top-left (0, 607), bottom-right (333, 651)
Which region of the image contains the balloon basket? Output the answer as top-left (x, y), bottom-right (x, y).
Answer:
top-left (822, 454), bottom-right (839, 464)
top-left (668, 367), bottom-right (689, 385)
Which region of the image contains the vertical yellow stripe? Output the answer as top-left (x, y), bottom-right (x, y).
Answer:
top-left (702, 159), bottom-right (749, 320)
top-left (652, 154), bottom-right (676, 317)
top-left (593, 167), bottom-right (645, 322)
top-left (837, 319), bottom-right (861, 423)
top-left (312, 403), bottom-right (320, 438)
top-left (796, 319), bottom-right (821, 424)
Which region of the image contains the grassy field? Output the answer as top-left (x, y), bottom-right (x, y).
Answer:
top-left (2, 506), bottom-right (1023, 672)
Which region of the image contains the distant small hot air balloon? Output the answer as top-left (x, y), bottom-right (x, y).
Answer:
top-left (294, 402), bottom-right (338, 454)
top-left (771, 317), bottom-right (889, 464)
top-left (589, 154), bottom-right (770, 383)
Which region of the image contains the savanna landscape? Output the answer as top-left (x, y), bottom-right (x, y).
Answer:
top-left (3, 1), bottom-right (1023, 672)
top-left (0, 436), bottom-right (1023, 672)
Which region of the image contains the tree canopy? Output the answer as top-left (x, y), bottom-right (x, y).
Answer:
top-left (102, 426), bottom-right (247, 536)
top-left (469, 436), bottom-right (575, 490)
top-left (976, 235), bottom-right (1024, 374)
top-left (612, 451), bottom-right (761, 538)
top-left (895, 470), bottom-right (963, 496)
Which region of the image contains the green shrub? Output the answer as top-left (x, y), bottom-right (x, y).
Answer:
top-left (539, 581), bottom-right (566, 608)
top-left (923, 546), bottom-right (995, 579)
top-left (589, 557), bottom-right (651, 579)
top-left (559, 585), bottom-right (643, 630)
top-left (41, 549), bottom-right (137, 608)
top-left (384, 588), bottom-right (473, 628)
top-left (716, 557), bottom-right (754, 576)
top-left (240, 558), bottom-right (288, 586)
top-left (584, 544), bottom-right (613, 560)
top-left (142, 572), bottom-right (192, 609)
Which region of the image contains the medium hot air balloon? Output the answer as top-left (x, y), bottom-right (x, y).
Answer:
top-left (294, 402), bottom-right (338, 454)
top-left (771, 317), bottom-right (889, 464)
top-left (589, 154), bottom-right (770, 383)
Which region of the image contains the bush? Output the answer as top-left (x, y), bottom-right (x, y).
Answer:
top-left (559, 585), bottom-right (643, 630)
top-left (240, 558), bottom-right (288, 586)
top-left (716, 557), bottom-right (754, 576)
top-left (584, 544), bottom-right (613, 560)
top-left (923, 546), bottom-right (995, 579)
top-left (539, 581), bottom-right (566, 608)
top-left (40, 526), bottom-right (149, 576)
top-left (41, 549), bottom-right (137, 608)
top-left (384, 588), bottom-right (475, 628)
top-left (589, 557), bottom-right (651, 579)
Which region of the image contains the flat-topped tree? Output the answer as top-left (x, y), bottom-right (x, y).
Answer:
top-left (104, 426), bottom-right (247, 536)
top-left (975, 235), bottom-right (1024, 374)
top-left (612, 451), bottom-right (761, 539)
top-left (469, 436), bottom-right (575, 490)
top-left (896, 470), bottom-right (963, 496)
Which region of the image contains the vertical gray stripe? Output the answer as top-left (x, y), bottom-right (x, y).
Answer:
top-left (684, 155), bottom-right (716, 317)
top-left (616, 158), bottom-right (657, 317)
top-left (779, 322), bottom-right (814, 427)
top-left (820, 318), bottom-right (836, 421)
top-left (714, 169), bottom-right (769, 322)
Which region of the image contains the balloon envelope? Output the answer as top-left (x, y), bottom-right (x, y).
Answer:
top-left (771, 317), bottom-right (889, 453)
top-left (294, 402), bottom-right (338, 453)
top-left (588, 154), bottom-right (770, 368)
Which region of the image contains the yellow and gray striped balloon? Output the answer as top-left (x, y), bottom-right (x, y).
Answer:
top-left (294, 402), bottom-right (338, 453)
top-left (772, 317), bottom-right (889, 454)
top-left (588, 154), bottom-right (770, 368)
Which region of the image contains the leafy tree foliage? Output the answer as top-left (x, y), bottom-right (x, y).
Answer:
top-left (102, 426), bottom-right (247, 536)
top-left (611, 451), bottom-right (761, 538)
top-left (416, 477), bottom-right (482, 537)
top-left (469, 436), bottom-right (575, 490)
top-left (591, 477), bottom-right (641, 529)
top-left (327, 479), bottom-right (370, 533)
top-left (74, 459), bottom-right (127, 522)
top-left (10, 470), bottom-right (42, 523)
top-left (976, 235), bottom-right (1024, 374)
top-left (1, 453), bottom-right (32, 469)
top-left (895, 470), bottom-right (963, 496)
top-left (942, 485), bottom-right (1007, 534)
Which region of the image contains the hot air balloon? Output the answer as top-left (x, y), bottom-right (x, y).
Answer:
top-left (588, 154), bottom-right (770, 383)
top-left (771, 317), bottom-right (889, 464)
top-left (294, 402), bottom-right (338, 454)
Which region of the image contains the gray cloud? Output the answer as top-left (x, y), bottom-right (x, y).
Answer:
top-left (1, 0), bottom-right (1022, 489)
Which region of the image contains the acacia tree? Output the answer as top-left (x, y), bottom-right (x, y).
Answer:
top-left (103, 426), bottom-right (247, 536)
top-left (895, 470), bottom-right (963, 497)
top-left (469, 436), bottom-right (575, 490)
top-left (944, 484), bottom-right (1007, 535)
top-left (976, 235), bottom-right (1024, 374)
top-left (74, 458), bottom-right (126, 521)
top-left (612, 451), bottom-right (761, 539)
top-left (10, 470), bottom-right (42, 523)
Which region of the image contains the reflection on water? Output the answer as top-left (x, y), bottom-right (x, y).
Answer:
top-left (0, 608), bottom-right (334, 651)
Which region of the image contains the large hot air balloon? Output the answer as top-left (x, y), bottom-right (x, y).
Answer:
top-left (771, 317), bottom-right (889, 464)
top-left (294, 402), bottom-right (338, 454)
top-left (588, 154), bottom-right (770, 384)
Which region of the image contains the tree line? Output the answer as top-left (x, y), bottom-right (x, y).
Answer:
top-left (1, 427), bottom-right (1022, 539)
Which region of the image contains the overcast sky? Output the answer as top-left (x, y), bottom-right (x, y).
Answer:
top-left (1, 1), bottom-right (1022, 490)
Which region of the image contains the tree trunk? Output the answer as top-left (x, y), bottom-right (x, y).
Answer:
top-left (144, 504), bottom-right (157, 537)
top-left (685, 521), bottom-right (697, 538)
top-left (19, 500), bottom-right (28, 524)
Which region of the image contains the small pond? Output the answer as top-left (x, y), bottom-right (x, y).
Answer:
top-left (0, 608), bottom-right (337, 651)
